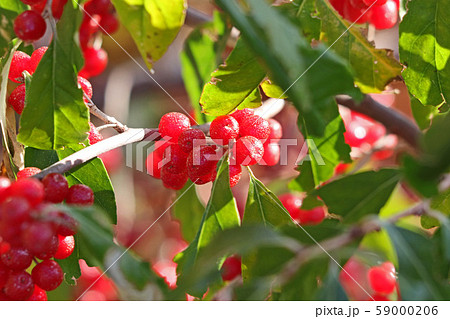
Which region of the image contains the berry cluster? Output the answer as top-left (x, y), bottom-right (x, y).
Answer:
top-left (0, 174), bottom-right (94, 300)
top-left (340, 257), bottom-right (398, 300)
top-left (279, 193), bottom-right (326, 225)
top-left (7, 47), bottom-right (94, 116)
top-left (330, 0), bottom-right (399, 29)
top-left (147, 110), bottom-right (282, 190)
top-left (79, 0), bottom-right (119, 78)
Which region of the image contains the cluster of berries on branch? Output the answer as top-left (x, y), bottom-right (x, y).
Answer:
top-left (330, 0), bottom-right (399, 29)
top-left (0, 174), bottom-right (94, 300)
top-left (146, 109), bottom-right (283, 190)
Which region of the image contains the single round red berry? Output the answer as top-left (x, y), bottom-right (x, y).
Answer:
top-left (84, 0), bottom-right (112, 15)
top-left (230, 108), bottom-right (254, 126)
top-left (29, 46), bottom-right (48, 73)
top-left (232, 136), bottom-right (264, 166)
top-left (0, 197), bottom-right (31, 226)
top-left (17, 167), bottom-right (41, 180)
top-left (229, 164), bottom-right (242, 188)
top-left (240, 115), bottom-right (270, 141)
top-left (0, 248), bottom-right (33, 271)
top-left (187, 145), bottom-right (219, 179)
top-left (298, 206), bottom-right (326, 225)
top-left (279, 193), bottom-right (302, 221)
top-left (32, 260), bottom-right (64, 291)
top-left (162, 144), bottom-right (189, 174)
top-left (368, 262), bottom-right (396, 295)
top-left (267, 119), bottom-right (282, 141)
top-left (49, 211), bottom-right (78, 237)
top-left (8, 84), bottom-right (26, 114)
top-left (158, 112), bottom-right (191, 143)
top-left (79, 14), bottom-right (101, 49)
top-left (210, 115), bottom-right (240, 146)
top-left (27, 285), bottom-right (48, 301)
top-left (34, 234), bottom-right (59, 260)
top-left (42, 173), bottom-right (69, 203)
top-left (369, 0), bottom-right (398, 30)
top-left (9, 178), bottom-right (45, 207)
top-left (79, 47), bottom-right (108, 78)
top-left (178, 129), bottom-right (206, 154)
top-left (66, 184), bottom-right (94, 206)
top-left (50, 0), bottom-right (68, 20)
top-left (14, 10), bottom-right (47, 42)
top-left (78, 76), bottom-right (93, 104)
top-left (88, 122), bottom-right (103, 145)
top-left (261, 143), bottom-right (280, 166)
top-left (221, 256), bottom-right (241, 281)
top-left (343, 1), bottom-right (371, 23)
top-left (161, 170), bottom-right (188, 190)
top-left (21, 221), bottom-right (56, 256)
top-left (3, 271), bottom-right (34, 300)
top-left (99, 13), bottom-right (119, 34)
top-left (8, 51), bottom-right (32, 83)
top-left (190, 170), bottom-right (217, 185)
top-left (54, 235), bottom-right (75, 260)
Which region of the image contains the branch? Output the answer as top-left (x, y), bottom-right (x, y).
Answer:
top-left (33, 128), bottom-right (159, 179)
top-left (85, 97), bottom-right (128, 133)
top-left (274, 202), bottom-right (428, 287)
top-left (336, 95), bottom-right (422, 150)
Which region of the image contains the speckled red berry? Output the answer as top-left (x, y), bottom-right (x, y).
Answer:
top-left (54, 235), bottom-right (75, 260)
top-left (27, 285), bottom-right (48, 301)
top-left (158, 112), bottom-right (191, 143)
top-left (9, 178), bottom-right (44, 207)
top-left (232, 136), bottom-right (264, 166)
top-left (8, 51), bottom-right (32, 83)
top-left (29, 46), bottom-right (48, 73)
top-left (178, 129), bottom-right (206, 153)
top-left (229, 165), bottom-right (242, 188)
top-left (3, 271), bottom-right (34, 300)
top-left (17, 167), bottom-right (41, 180)
top-left (8, 84), bottom-right (26, 114)
top-left (32, 260), bottom-right (64, 291)
top-left (0, 248), bottom-right (33, 271)
top-left (79, 47), bottom-right (108, 78)
top-left (66, 184), bottom-right (94, 206)
top-left (88, 122), bottom-right (103, 145)
top-left (230, 108), bottom-right (254, 126)
top-left (240, 115), bottom-right (270, 141)
top-left (42, 173), bottom-right (69, 203)
top-left (187, 145), bottom-right (219, 180)
top-left (14, 10), bottom-right (47, 41)
top-left (210, 115), bottom-right (240, 145)
top-left (161, 170), bottom-right (188, 190)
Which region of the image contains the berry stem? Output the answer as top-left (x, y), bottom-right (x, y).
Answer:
top-left (84, 95), bottom-right (128, 133)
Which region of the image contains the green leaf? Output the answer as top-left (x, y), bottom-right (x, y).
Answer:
top-left (111, 0), bottom-right (186, 70)
top-left (175, 156), bottom-right (240, 296)
top-left (173, 181), bottom-right (205, 242)
top-left (313, 169), bottom-right (401, 223)
top-left (311, 0), bottom-right (402, 93)
top-left (260, 79), bottom-right (286, 99)
top-left (409, 95), bottom-right (440, 130)
top-left (0, 0), bottom-right (26, 56)
top-left (403, 112), bottom-right (450, 197)
top-left (288, 0), bottom-right (321, 42)
top-left (200, 38), bottom-right (266, 116)
top-left (385, 225), bottom-right (450, 300)
top-left (180, 11), bottom-right (230, 124)
top-left (17, 2), bottom-right (89, 150)
top-left (216, 0), bottom-right (361, 137)
top-left (399, 0), bottom-right (450, 109)
top-left (24, 145), bottom-right (117, 224)
top-left (244, 169), bottom-right (294, 227)
top-left (289, 100), bottom-right (351, 192)
top-left (316, 263), bottom-right (348, 301)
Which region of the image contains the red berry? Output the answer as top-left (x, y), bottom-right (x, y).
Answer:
top-left (279, 193), bottom-right (302, 221)
top-left (230, 108), bottom-right (254, 126)
top-left (261, 143), bottom-right (280, 166)
top-left (162, 144), bottom-right (189, 174)
top-left (334, 163), bottom-right (350, 175)
top-left (267, 119), bottom-right (282, 141)
top-left (0, 241), bottom-right (11, 255)
top-left (14, 10), bottom-right (47, 41)
top-left (298, 206), bottom-right (326, 225)
top-left (229, 164), bottom-right (242, 188)
top-left (99, 13), bottom-right (119, 34)
top-left (0, 177), bottom-right (11, 202)
top-left (50, 0), bottom-right (68, 20)
top-left (84, 0), bottom-right (112, 16)
top-left (0, 263), bottom-right (9, 289)
top-left (178, 129), bottom-right (206, 154)
top-left (344, 112), bottom-right (385, 148)
top-left (8, 51), bottom-right (32, 83)
top-left (21, 221), bottom-right (56, 256)
top-left (49, 211), bottom-right (78, 236)
top-left (66, 184), bottom-right (94, 206)
top-left (27, 285), bottom-right (48, 301)
top-left (210, 115), bottom-right (240, 146)
top-left (79, 14), bottom-right (101, 49)
top-left (146, 150), bottom-right (163, 179)
top-left (187, 145), bottom-right (219, 180)
top-left (3, 271), bottom-right (34, 300)
top-left (34, 234), bottom-right (59, 260)
top-left (340, 257), bottom-right (371, 301)
top-left (17, 167), bottom-right (41, 179)
top-left (88, 122), bottom-right (103, 145)
top-left (240, 115), bottom-right (270, 141)
top-left (0, 197), bottom-right (31, 228)
top-left (368, 262), bottom-right (396, 295)
top-left (221, 256), bottom-right (241, 281)
top-left (79, 47), bottom-right (108, 78)
top-left (54, 235), bottom-right (75, 260)
top-left (158, 112), bottom-right (191, 143)
top-left (32, 260), bottom-right (64, 291)
top-left (161, 170), bottom-right (188, 190)
top-left (363, 0), bottom-right (388, 6)
top-left (20, 0), bottom-right (47, 5)
top-left (369, 0), bottom-right (398, 30)
top-left (343, 1), bottom-right (371, 23)
top-left (371, 294), bottom-right (390, 301)
top-left (29, 46), bottom-right (48, 73)
top-left (190, 170), bottom-right (217, 185)
top-left (232, 136), bottom-right (264, 166)
top-left (0, 248), bottom-right (33, 271)
top-left (9, 178), bottom-right (45, 207)
top-left (78, 76), bottom-right (93, 104)
top-left (8, 84), bottom-right (26, 114)
top-left (42, 173), bottom-right (69, 203)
